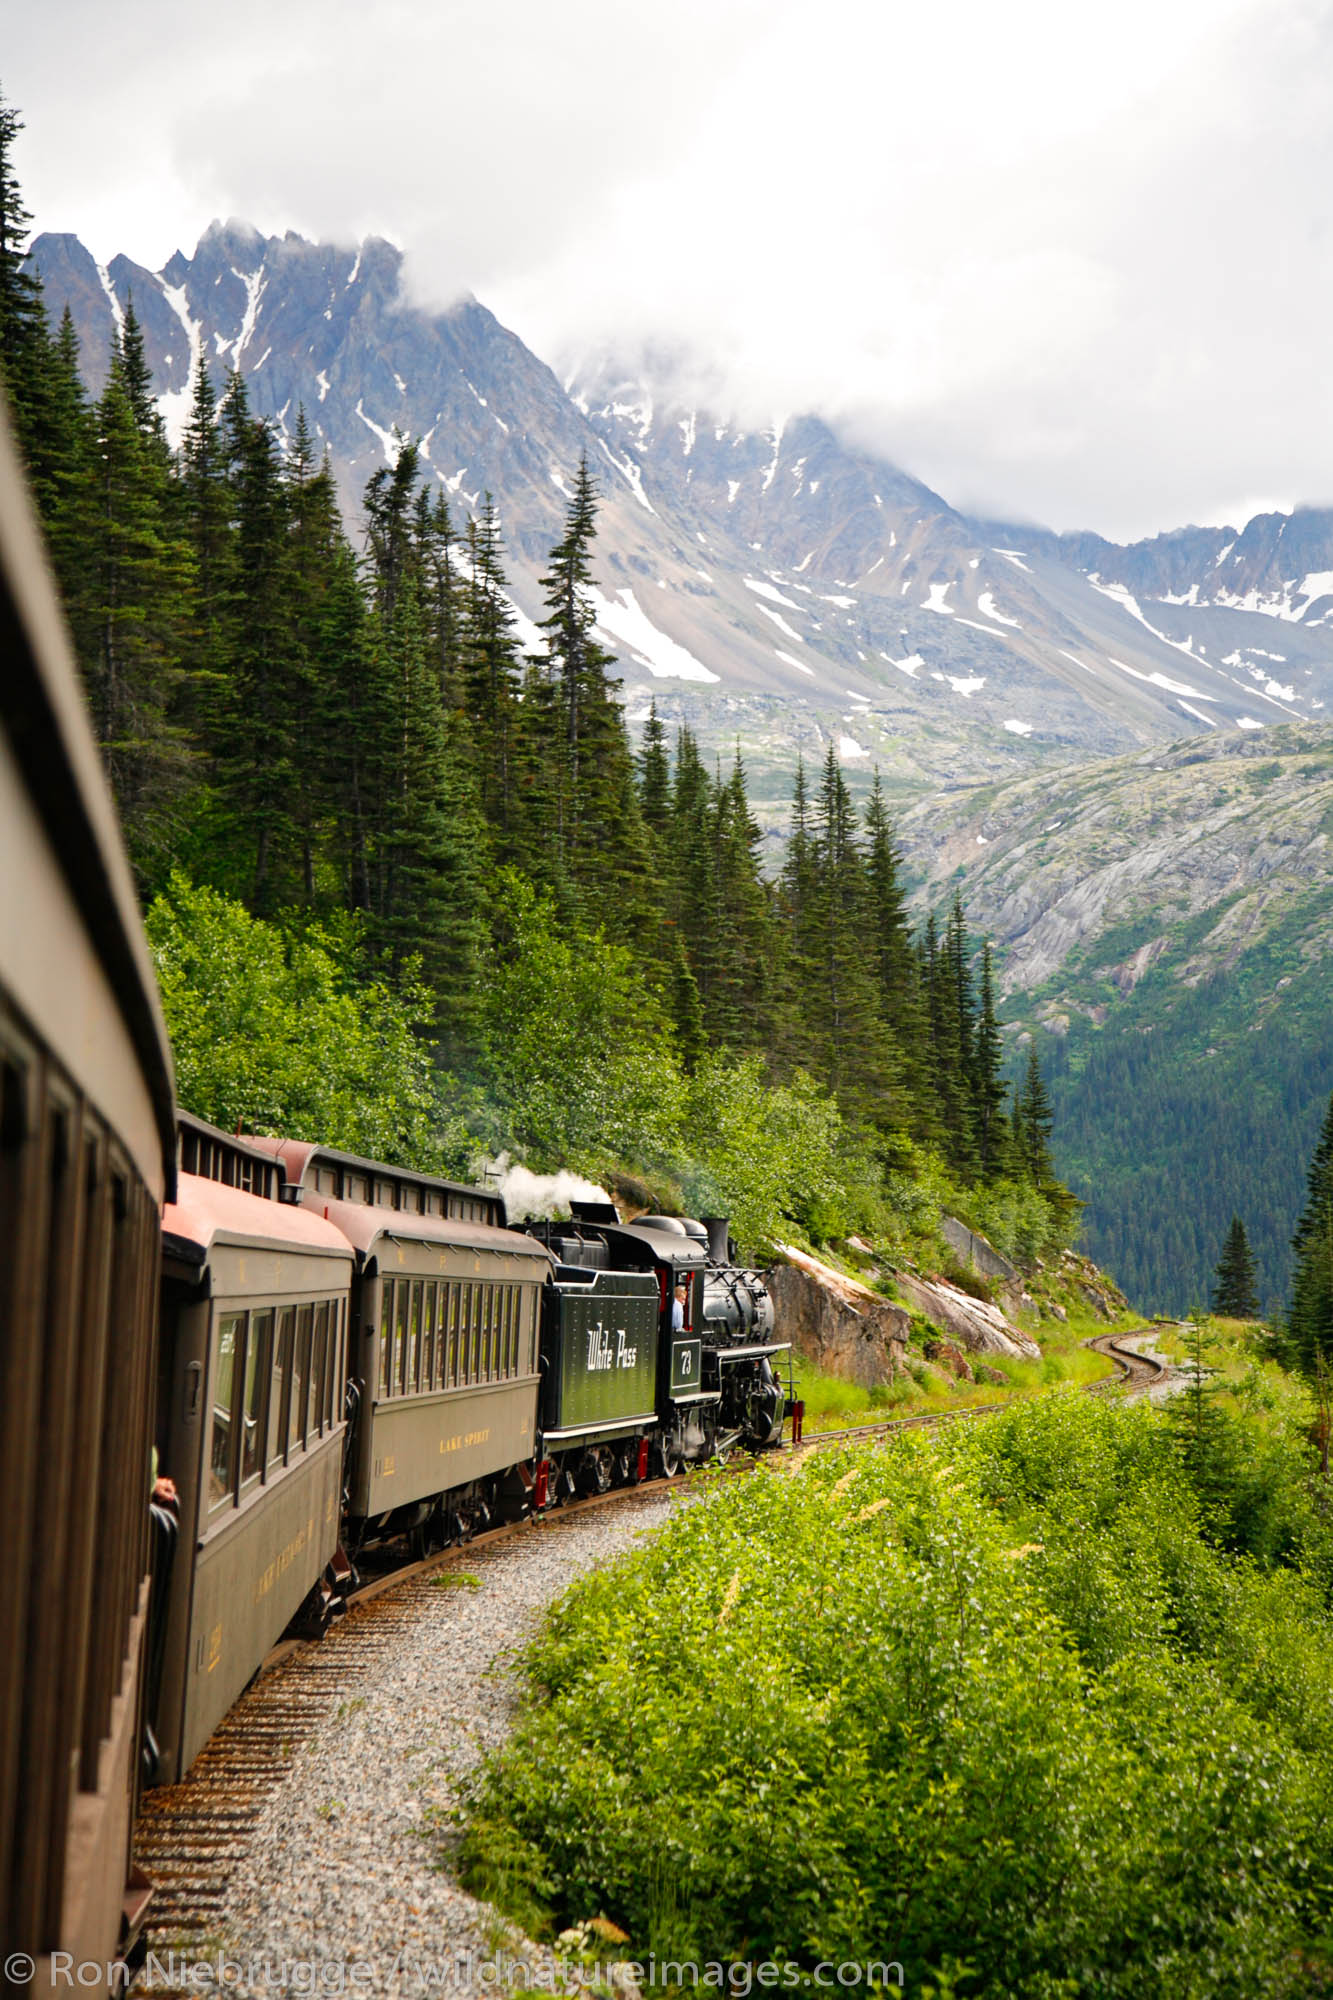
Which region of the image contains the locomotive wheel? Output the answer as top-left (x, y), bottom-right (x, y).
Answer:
top-left (576, 1449), bottom-right (612, 1497)
top-left (613, 1445), bottom-right (634, 1486)
top-left (654, 1435), bottom-right (682, 1478)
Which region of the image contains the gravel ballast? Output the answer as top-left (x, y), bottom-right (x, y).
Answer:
top-left (194, 1491), bottom-right (685, 1996)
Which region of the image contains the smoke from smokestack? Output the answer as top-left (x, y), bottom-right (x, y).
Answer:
top-left (486, 1153), bottom-right (617, 1222)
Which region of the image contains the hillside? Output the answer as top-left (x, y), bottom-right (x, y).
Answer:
top-left (27, 222), bottom-right (1333, 834)
top-left (899, 720), bottom-right (1333, 1310)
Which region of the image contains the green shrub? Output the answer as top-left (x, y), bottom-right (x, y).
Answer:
top-left (463, 1396), bottom-right (1333, 1996)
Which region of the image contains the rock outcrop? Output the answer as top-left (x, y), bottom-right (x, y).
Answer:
top-left (894, 1269), bottom-right (1042, 1361)
top-left (769, 1248), bottom-right (909, 1387)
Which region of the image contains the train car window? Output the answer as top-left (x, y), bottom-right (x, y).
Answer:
top-left (421, 1281), bottom-right (436, 1389)
top-left (290, 1305), bottom-right (312, 1449)
top-left (481, 1286), bottom-right (494, 1380)
top-left (441, 1282), bottom-right (454, 1386)
top-left (315, 1166), bottom-right (336, 1195)
top-left (500, 1285), bottom-right (512, 1377)
top-left (347, 1172), bottom-right (367, 1203)
top-left (210, 1313), bottom-right (243, 1511)
top-left (269, 1308), bottom-right (293, 1468)
top-left (379, 1280), bottom-right (394, 1397)
top-left (325, 1299), bottom-right (339, 1428)
top-left (395, 1281), bottom-right (410, 1394)
top-left (311, 1304), bottom-right (329, 1436)
top-left (408, 1281), bottom-right (422, 1391)
top-left (241, 1311), bottom-right (271, 1488)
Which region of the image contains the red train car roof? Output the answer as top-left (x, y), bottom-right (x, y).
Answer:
top-left (306, 1194), bottom-right (552, 1264)
top-left (163, 1172), bottom-right (357, 1266)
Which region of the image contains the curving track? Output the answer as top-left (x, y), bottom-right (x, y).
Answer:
top-left (132, 1321), bottom-right (1180, 1966)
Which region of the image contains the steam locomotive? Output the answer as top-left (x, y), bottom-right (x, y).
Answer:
top-left (0, 394), bottom-right (789, 1986)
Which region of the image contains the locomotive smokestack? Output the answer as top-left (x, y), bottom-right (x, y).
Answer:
top-left (702, 1216), bottom-right (730, 1263)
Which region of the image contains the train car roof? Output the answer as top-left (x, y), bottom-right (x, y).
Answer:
top-left (245, 1133), bottom-right (504, 1215)
top-left (0, 396), bottom-right (176, 1200)
top-left (307, 1195), bottom-right (554, 1265)
top-left (163, 1172), bottom-right (356, 1269)
top-left (177, 1110), bottom-right (287, 1200)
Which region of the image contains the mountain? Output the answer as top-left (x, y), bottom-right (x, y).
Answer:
top-left (897, 719), bottom-right (1333, 1312)
top-left (28, 222), bottom-right (1333, 836)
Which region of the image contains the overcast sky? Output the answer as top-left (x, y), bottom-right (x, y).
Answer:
top-left (8, 0), bottom-right (1333, 538)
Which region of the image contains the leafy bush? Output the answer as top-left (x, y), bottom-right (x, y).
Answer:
top-left (147, 872), bottom-right (469, 1169)
top-left (463, 1397), bottom-right (1333, 1996)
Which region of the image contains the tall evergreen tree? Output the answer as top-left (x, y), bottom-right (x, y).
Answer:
top-left (0, 89), bottom-right (51, 477)
top-left (973, 941), bottom-right (1010, 1179)
top-left (531, 458), bottom-right (650, 928)
top-left (1211, 1216), bottom-right (1260, 1319)
top-left (70, 320), bottom-right (194, 877)
top-left (1014, 1040), bottom-right (1056, 1185)
top-left (1288, 1091), bottom-right (1333, 1379)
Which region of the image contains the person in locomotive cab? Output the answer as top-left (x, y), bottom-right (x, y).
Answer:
top-left (671, 1284), bottom-right (687, 1331)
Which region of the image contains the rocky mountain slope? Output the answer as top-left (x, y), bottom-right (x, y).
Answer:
top-left (28, 222), bottom-right (1333, 832)
top-left (898, 720), bottom-right (1333, 1312)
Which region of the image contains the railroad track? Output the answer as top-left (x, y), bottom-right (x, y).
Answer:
top-left (132, 1323), bottom-right (1176, 1966)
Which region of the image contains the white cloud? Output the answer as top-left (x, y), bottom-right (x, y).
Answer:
top-left (7, 0), bottom-right (1333, 537)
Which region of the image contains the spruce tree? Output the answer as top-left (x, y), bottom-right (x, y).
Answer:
top-left (1288, 1092), bottom-right (1333, 1379)
top-left (1015, 1040), bottom-right (1056, 1185)
top-left (71, 320), bottom-right (194, 878)
top-left (973, 942), bottom-right (1010, 1179)
top-left (0, 89), bottom-right (51, 476)
top-left (531, 458), bottom-right (650, 930)
top-left (1211, 1216), bottom-right (1260, 1319)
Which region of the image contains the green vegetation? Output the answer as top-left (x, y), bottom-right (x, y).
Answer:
top-left (460, 1391), bottom-right (1333, 1996)
top-left (795, 1294), bottom-right (1125, 1432)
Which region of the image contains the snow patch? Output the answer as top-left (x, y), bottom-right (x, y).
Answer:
top-left (923, 580), bottom-right (955, 615)
top-left (355, 399), bottom-right (400, 465)
top-left (1002, 719), bottom-right (1033, 736)
top-left (95, 261), bottom-right (124, 334)
top-left (744, 576), bottom-right (803, 610)
top-left (726, 479), bottom-right (741, 505)
top-left (596, 436), bottom-right (655, 513)
top-left (761, 420), bottom-right (785, 491)
top-left (884, 652), bottom-right (924, 677)
top-left (592, 588), bottom-right (719, 682)
top-left (1178, 700), bottom-right (1218, 728)
top-left (1058, 649), bottom-right (1096, 673)
top-left (947, 675), bottom-right (986, 697)
top-left (819, 592), bottom-right (856, 609)
top-left (837, 735), bottom-right (868, 759)
top-left (393, 372), bottom-right (407, 397)
top-left (1105, 655), bottom-right (1212, 700)
top-left (1237, 716), bottom-right (1264, 730)
top-left (229, 265), bottom-right (267, 370)
top-left (315, 369), bottom-right (330, 403)
top-left (993, 549), bottom-right (1032, 573)
top-left (678, 412), bottom-right (696, 457)
top-left (794, 552), bottom-right (813, 572)
top-left (774, 649), bottom-right (815, 677)
top-left (977, 591), bottom-right (1021, 628)
top-left (755, 603), bottom-right (804, 643)
top-left (154, 277), bottom-right (204, 450)
top-left (347, 248), bottom-right (362, 286)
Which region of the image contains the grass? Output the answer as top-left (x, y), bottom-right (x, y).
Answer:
top-left (793, 1302), bottom-right (1134, 1434)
